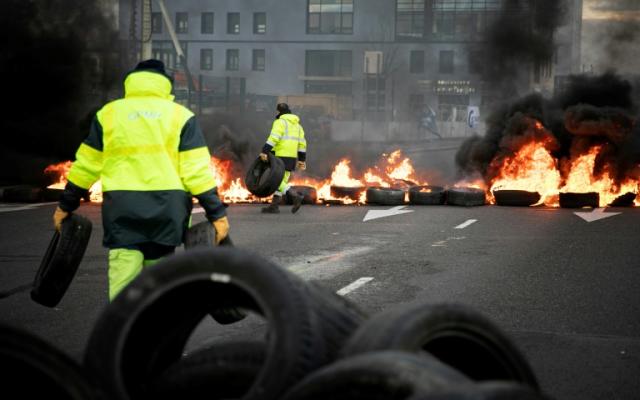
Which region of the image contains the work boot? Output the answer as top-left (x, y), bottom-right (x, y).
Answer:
top-left (262, 194), bottom-right (281, 214)
top-left (290, 191), bottom-right (304, 214)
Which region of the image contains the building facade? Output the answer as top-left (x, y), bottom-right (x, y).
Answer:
top-left (119, 0), bottom-right (582, 138)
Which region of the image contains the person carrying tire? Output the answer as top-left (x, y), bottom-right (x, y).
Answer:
top-left (259, 103), bottom-right (307, 214)
top-left (51, 59), bottom-right (229, 300)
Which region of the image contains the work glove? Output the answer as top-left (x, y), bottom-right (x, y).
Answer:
top-left (259, 152), bottom-right (268, 162)
top-left (212, 216), bottom-right (230, 245)
top-left (53, 207), bottom-right (69, 232)
top-left (297, 161), bottom-right (306, 171)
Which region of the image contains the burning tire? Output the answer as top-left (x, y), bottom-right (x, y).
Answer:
top-left (2, 186), bottom-right (42, 203)
top-left (341, 303), bottom-right (540, 390)
top-left (559, 192), bottom-right (599, 208)
top-left (366, 187), bottom-right (405, 205)
top-left (330, 186), bottom-right (364, 201)
top-left (493, 190), bottom-right (541, 207)
top-left (244, 153), bottom-right (285, 198)
top-left (609, 192), bottom-right (636, 207)
top-left (31, 214), bottom-right (92, 308)
top-left (84, 248), bottom-right (365, 400)
top-left (447, 187), bottom-right (486, 207)
top-left (281, 351), bottom-right (472, 400)
top-left (286, 186), bottom-right (317, 205)
top-left (0, 323), bottom-right (99, 398)
top-left (408, 185), bottom-right (446, 205)
top-left (149, 341), bottom-right (265, 399)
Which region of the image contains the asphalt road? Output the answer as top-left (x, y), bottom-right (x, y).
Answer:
top-left (0, 200), bottom-right (639, 399)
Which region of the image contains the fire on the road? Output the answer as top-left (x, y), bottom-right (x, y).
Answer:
top-left (43, 150), bottom-right (430, 205)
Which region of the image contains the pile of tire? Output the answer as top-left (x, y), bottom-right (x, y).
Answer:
top-left (83, 248), bottom-right (367, 400)
top-left (283, 302), bottom-right (545, 399)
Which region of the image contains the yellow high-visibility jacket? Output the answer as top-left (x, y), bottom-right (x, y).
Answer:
top-left (60, 71), bottom-right (224, 247)
top-left (262, 113), bottom-right (306, 171)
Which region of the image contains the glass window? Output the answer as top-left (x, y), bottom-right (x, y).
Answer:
top-left (152, 13), bottom-right (162, 34)
top-left (253, 12), bottom-right (266, 34)
top-left (409, 50), bottom-right (425, 73)
top-left (396, 0), bottom-right (425, 39)
top-left (175, 12), bottom-right (188, 34)
top-left (201, 12), bottom-right (214, 34)
top-left (468, 50), bottom-right (483, 74)
top-left (227, 13), bottom-right (240, 34)
top-left (439, 50), bottom-right (454, 73)
top-left (200, 49), bottom-right (213, 70)
top-left (305, 50), bottom-right (352, 77)
top-left (226, 49), bottom-right (239, 71)
top-left (307, 0), bottom-right (353, 34)
top-left (252, 49), bottom-right (265, 71)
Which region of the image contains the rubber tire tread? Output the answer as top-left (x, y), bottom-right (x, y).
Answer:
top-left (559, 192), bottom-right (599, 208)
top-left (149, 341), bottom-right (265, 400)
top-left (330, 186), bottom-right (365, 201)
top-left (366, 187), bottom-right (406, 205)
top-left (184, 221), bottom-right (233, 249)
top-left (31, 213), bottom-right (92, 307)
top-left (493, 190), bottom-right (541, 207)
top-left (83, 248), bottom-right (335, 400)
top-left (341, 303), bottom-right (539, 390)
top-left (447, 187), bottom-right (486, 206)
top-left (281, 351), bottom-right (472, 400)
top-left (408, 186), bottom-right (446, 205)
top-left (245, 153), bottom-right (285, 197)
top-left (0, 323), bottom-right (101, 399)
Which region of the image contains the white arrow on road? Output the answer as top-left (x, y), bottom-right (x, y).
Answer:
top-left (574, 207), bottom-right (621, 223)
top-left (363, 205), bottom-right (413, 222)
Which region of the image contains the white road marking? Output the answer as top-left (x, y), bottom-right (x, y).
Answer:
top-left (431, 236), bottom-right (467, 248)
top-left (454, 219), bottom-right (477, 229)
top-left (363, 205), bottom-right (413, 222)
top-left (192, 207), bottom-right (205, 214)
top-left (574, 208), bottom-right (621, 223)
top-left (337, 277), bottom-right (374, 296)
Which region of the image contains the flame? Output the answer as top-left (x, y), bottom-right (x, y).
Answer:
top-left (560, 145), bottom-right (639, 207)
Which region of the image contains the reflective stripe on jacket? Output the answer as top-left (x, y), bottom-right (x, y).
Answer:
top-left (65, 71), bottom-right (223, 247)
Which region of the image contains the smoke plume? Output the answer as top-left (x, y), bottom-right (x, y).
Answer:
top-left (0, 0), bottom-right (122, 184)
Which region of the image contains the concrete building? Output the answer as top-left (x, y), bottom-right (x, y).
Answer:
top-left (119, 0), bottom-right (582, 140)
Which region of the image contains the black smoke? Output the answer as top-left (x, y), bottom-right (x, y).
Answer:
top-left (456, 72), bottom-right (639, 185)
top-left (478, 0), bottom-right (567, 99)
top-left (0, 0), bottom-right (123, 185)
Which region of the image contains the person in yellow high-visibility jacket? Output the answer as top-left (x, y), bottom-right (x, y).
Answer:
top-left (259, 103), bottom-right (307, 214)
top-left (52, 60), bottom-right (229, 300)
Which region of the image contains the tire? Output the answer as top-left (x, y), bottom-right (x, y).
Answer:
top-left (2, 186), bottom-right (42, 202)
top-left (148, 341), bottom-right (266, 400)
top-left (447, 187), bottom-right (486, 207)
top-left (42, 188), bottom-right (64, 202)
top-left (281, 351), bottom-right (472, 400)
top-left (244, 153), bottom-right (285, 197)
top-left (609, 192), bottom-right (635, 207)
top-left (330, 186), bottom-right (365, 201)
top-left (559, 192), bottom-right (599, 208)
top-left (341, 303), bottom-right (539, 390)
top-left (366, 187), bottom-right (406, 205)
top-left (184, 221), bottom-right (233, 249)
top-left (493, 190), bottom-right (541, 207)
top-left (31, 213), bottom-right (92, 307)
top-left (408, 186), bottom-right (446, 205)
top-left (84, 248), bottom-right (362, 400)
top-left (286, 186), bottom-right (318, 205)
top-left (0, 323), bottom-right (101, 399)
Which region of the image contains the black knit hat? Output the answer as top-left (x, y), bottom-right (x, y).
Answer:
top-left (128, 59), bottom-right (174, 83)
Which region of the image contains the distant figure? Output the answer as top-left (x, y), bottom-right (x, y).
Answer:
top-left (259, 103), bottom-right (307, 214)
top-left (53, 59), bottom-right (229, 300)
top-left (419, 106), bottom-right (442, 140)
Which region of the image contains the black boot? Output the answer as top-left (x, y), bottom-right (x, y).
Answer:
top-left (290, 191), bottom-right (303, 214)
top-left (262, 194), bottom-right (281, 213)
